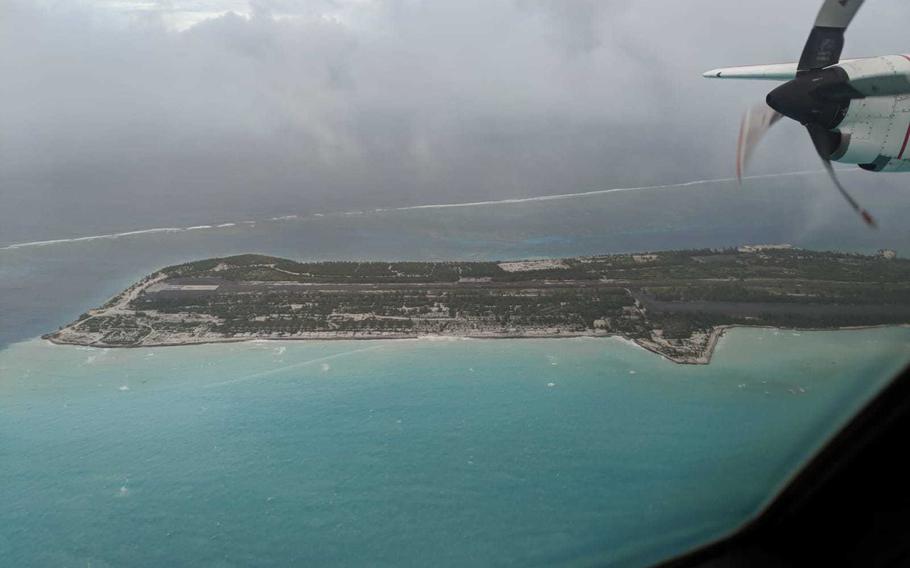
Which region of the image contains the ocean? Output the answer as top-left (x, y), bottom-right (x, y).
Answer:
top-left (2, 184), bottom-right (910, 566)
top-left (2, 330), bottom-right (909, 567)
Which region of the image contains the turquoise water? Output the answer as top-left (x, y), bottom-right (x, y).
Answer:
top-left (3, 173), bottom-right (909, 566)
top-left (2, 328), bottom-right (908, 567)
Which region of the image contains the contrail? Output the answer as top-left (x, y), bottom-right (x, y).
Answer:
top-left (1, 168), bottom-right (835, 251)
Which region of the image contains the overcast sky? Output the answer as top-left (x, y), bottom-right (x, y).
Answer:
top-left (3, 0), bottom-right (910, 242)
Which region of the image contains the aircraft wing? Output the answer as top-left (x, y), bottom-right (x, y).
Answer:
top-left (702, 63), bottom-right (798, 81)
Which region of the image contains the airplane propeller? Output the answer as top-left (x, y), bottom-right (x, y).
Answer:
top-left (735, 0), bottom-right (877, 227)
top-left (736, 104), bottom-right (782, 181)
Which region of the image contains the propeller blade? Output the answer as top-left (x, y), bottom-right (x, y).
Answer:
top-left (805, 123), bottom-right (877, 227)
top-left (797, 0), bottom-right (865, 73)
top-left (736, 104), bottom-right (783, 182)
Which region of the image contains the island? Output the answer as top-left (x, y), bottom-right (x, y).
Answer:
top-left (45, 247), bottom-right (910, 364)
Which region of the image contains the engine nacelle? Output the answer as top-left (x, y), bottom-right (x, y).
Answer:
top-left (832, 118), bottom-right (895, 165)
top-left (836, 55), bottom-right (910, 97)
top-left (830, 55), bottom-right (910, 171)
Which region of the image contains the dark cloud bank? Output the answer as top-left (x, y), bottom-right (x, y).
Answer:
top-left (3, 0), bottom-right (910, 244)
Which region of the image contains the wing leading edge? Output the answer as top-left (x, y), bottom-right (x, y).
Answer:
top-left (702, 63), bottom-right (799, 81)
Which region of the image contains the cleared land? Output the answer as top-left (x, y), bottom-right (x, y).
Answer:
top-left (46, 248), bottom-right (910, 364)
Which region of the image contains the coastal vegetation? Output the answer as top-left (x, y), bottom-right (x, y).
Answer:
top-left (46, 247), bottom-right (910, 363)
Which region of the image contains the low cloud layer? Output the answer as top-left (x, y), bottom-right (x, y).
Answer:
top-left (3, 0), bottom-right (910, 242)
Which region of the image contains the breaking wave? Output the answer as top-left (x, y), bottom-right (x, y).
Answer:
top-left (1, 169), bottom-right (833, 251)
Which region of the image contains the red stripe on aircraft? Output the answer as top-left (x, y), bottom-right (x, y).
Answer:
top-left (898, 56), bottom-right (910, 159)
top-left (899, 119), bottom-right (910, 160)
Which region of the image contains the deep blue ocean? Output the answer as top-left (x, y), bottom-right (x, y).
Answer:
top-left (2, 183), bottom-right (910, 566)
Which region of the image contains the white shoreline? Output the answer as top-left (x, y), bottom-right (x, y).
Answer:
top-left (42, 324), bottom-right (910, 365)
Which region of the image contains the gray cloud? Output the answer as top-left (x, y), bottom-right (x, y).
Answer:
top-left (2, 0), bottom-right (909, 243)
